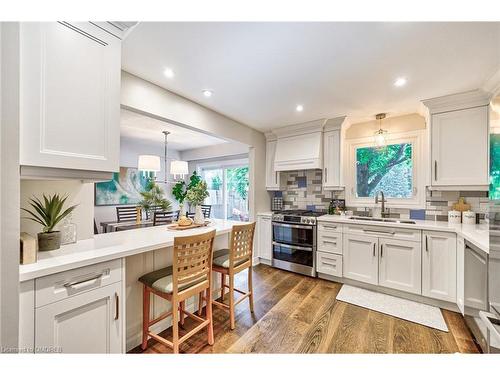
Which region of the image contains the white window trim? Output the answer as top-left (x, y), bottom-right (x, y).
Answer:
top-left (345, 130), bottom-right (425, 209)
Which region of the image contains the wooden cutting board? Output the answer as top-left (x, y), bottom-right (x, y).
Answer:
top-left (452, 197), bottom-right (471, 212)
top-left (167, 221), bottom-right (210, 231)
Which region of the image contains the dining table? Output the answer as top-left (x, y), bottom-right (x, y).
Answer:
top-left (100, 220), bottom-right (157, 233)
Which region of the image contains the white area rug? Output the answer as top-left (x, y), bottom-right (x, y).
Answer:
top-left (336, 285), bottom-right (448, 332)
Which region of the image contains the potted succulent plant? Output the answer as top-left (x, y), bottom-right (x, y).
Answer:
top-left (22, 194), bottom-right (78, 251)
top-left (139, 180), bottom-right (172, 219)
top-left (185, 180), bottom-right (209, 224)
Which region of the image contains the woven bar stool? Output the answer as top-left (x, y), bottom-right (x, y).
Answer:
top-left (139, 229), bottom-right (216, 353)
top-left (198, 222), bottom-right (256, 330)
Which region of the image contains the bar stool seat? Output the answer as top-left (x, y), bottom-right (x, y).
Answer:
top-left (212, 249), bottom-right (247, 268)
top-left (139, 266), bottom-right (207, 294)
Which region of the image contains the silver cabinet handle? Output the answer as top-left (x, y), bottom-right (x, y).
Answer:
top-left (322, 225), bottom-right (337, 230)
top-left (373, 243), bottom-right (376, 256)
top-left (324, 168), bottom-right (328, 183)
top-left (434, 160), bottom-right (437, 181)
top-left (323, 240), bottom-right (337, 245)
top-left (114, 292), bottom-right (119, 320)
top-left (322, 261), bottom-right (337, 267)
top-left (380, 244), bottom-right (384, 258)
top-left (363, 229), bottom-right (395, 235)
top-left (425, 235), bottom-right (429, 252)
top-left (63, 273), bottom-right (103, 289)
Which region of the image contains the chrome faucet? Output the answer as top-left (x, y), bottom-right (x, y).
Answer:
top-left (375, 191), bottom-right (389, 218)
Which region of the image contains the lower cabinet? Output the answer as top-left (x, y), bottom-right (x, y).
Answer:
top-left (378, 238), bottom-right (421, 294)
top-left (35, 282), bottom-right (122, 353)
top-left (422, 231), bottom-right (457, 303)
top-left (343, 234), bottom-right (379, 285)
top-left (316, 251), bottom-right (343, 277)
top-left (257, 215), bottom-right (272, 261)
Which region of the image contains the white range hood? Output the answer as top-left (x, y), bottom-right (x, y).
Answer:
top-left (273, 119), bottom-right (325, 172)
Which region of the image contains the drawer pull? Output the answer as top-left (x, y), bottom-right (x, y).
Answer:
top-left (322, 261), bottom-right (337, 267)
top-left (63, 273), bottom-right (103, 289)
top-left (323, 240), bottom-right (337, 245)
top-left (373, 243), bottom-right (376, 256)
top-left (322, 225), bottom-right (338, 230)
top-left (363, 229), bottom-right (395, 235)
top-left (115, 292), bottom-right (119, 320)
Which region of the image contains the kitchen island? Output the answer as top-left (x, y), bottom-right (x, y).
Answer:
top-left (19, 219), bottom-right (242, 353)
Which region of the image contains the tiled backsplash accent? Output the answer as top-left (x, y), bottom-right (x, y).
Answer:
top-left (278, 170), bottom-right (488, 222)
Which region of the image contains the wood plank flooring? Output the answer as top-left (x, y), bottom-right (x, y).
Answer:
top-left (129, 264), bottom-right (480, 354)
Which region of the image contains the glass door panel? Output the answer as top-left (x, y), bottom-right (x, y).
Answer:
top-left (200, 168), bottom-right (224, 219)
top-left (225, 166), bottom-right (249, 221)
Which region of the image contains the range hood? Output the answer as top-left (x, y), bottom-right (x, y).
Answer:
top-left (273, 119), bottom-right (324, 172)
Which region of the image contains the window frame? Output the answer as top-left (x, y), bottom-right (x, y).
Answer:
top-left (345, 130), bottom-right (425, 209)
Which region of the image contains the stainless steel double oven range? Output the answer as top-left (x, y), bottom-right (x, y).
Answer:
top-left (271, 210), bottom-right (323, 277)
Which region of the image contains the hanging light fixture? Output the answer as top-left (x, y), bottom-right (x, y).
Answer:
top-left (137, 130), bottom-right (188, 184)
top-left (374, 113), bottom-right (388, 148)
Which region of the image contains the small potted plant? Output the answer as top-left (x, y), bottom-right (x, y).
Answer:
top-left (139, 180), bottom-right (172, 219)
top-left (185, 180), bottom-right (209, 224)
top-left (172, 171), bottom-right (202, 219)
top-left (22, 194), bottom-right (78, 251)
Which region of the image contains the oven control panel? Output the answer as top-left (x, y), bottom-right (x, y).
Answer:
top-left (272, 214), bottom-right (317, 225)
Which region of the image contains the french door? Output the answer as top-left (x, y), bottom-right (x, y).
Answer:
top-left (199, 162), bottom-right (249, 221)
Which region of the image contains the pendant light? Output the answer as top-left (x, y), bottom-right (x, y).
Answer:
top-left (374, 113), bottom-right (388, 148)
top-left (138, 130), bottom-right (188, 183)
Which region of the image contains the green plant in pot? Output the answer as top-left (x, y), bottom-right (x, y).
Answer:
top-left (139, 180), bottom-right (172, 218)
top-left (22, 194), bottom-right (78, 251)
top-left (185, 180), bottom-right (209, 224)
top-left (172, 171), bottom-right (202, 218)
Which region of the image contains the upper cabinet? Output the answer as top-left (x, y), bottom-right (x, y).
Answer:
top-left (322, 116), bottom-right (346, 190)
top-left (20, 22), bottom-right (122, 177)
top-left (423, 90), bottom-right (490, 189)
top-left (265, 134), bottom-right (285, 191)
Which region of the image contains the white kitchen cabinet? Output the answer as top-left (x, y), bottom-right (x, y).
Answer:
top-left (464, 242), bottom-right (488, 311)
top-left (423, 89), bottom-right (490, 189)
top-left (378, 238), bottom-right (421, 294)
top-left (20, 22), bottom-right (121, 173)
top-left (422, 231), bottom-right (457, 303)
top-left (323, 130), bottom-right (341, 189)
top-left (36, 282), bottom-right (122, 353)
top-left (265, 140), bottom-right (285, 190)
top-left (316, 252), bottom-right (343, 277)
top-left (343, 234), bottom-right (379, 285)
top-left (457, 236), bottom-right (465, 315)
top-left (257, 215), bottom-right (273, 261)
top-left (318, 222), bottom-right (343, 255)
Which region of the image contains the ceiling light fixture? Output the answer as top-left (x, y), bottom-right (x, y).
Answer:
top-left (296, 105), bottom-right (304, 112)
top-left (374, 113), bottom-right (388, 149)
top-left (394, 77), bottom-right (407, 87)
top-left (203, 89), bottom-right (213, 98)
top-left (163, 68), bottom-right (174, 78)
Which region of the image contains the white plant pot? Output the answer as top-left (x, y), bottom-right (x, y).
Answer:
top-left (194, 205), bottom-right (205, 224)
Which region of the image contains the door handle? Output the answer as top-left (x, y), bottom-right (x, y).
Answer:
top-left (373, 243), bottom-right (376, 257)
top-left (114, 292), bottom-right (119, 321)
top-left (425, 235), bottom-right (429, 252)
top-left (434, 160), bottom-right (437, 181)
top-left (380, 244), bottom-right (383, 258)
top-left (63, 273), bottom-right (103, 289)
top-left (324, 168), bottom-right (328, 183)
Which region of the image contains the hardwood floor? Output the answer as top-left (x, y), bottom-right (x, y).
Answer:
top-left (129, 264), bottom-right (480, 354)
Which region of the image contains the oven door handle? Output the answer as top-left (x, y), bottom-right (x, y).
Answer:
top-left (272, 241), bottom-right (313, 251)
top-left (272, 222), bottom-right (313, 230)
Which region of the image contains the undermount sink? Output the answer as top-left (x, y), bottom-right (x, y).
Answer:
top-left (348, 216), bottom-right (416, 225)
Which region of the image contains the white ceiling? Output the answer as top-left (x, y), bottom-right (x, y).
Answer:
top-left (122, 22), bottom-right (500, 131)
top-left (120, 109), bottom-right (228, 150)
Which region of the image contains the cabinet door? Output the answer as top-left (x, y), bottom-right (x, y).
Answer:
top-left (343, 234), bottom-right (379, 285)
top-left (431, 106), bottom-right (488, 186)
top-left (20, 22), bottom-right (120, 172)
top-left (35, 282), bottom-right (122, 353)
top-left (378, 238), bottom-right (421, 294)
top-left (323, 130), bottom-right (341, 188)
top-left (265, 140), bottom-right (280, 190)
top-left (258, 216), bottom-right (272, 261)
top-left (422, 231), bottom-right (457, 303)
top-left (457, 236), bottom-right (465, 315)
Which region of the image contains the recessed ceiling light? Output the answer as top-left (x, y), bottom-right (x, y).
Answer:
top-left (394, 77), bottom-right (407, 87)
top-left (203, 90), bottom-right (213, 98)
top-left (296, 105), bottom-right (304, 112)
top-left (163, 68), bottom-right (174, 78)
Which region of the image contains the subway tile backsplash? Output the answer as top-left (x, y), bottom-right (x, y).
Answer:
top-left (278, 170), bottom-right (488, 223)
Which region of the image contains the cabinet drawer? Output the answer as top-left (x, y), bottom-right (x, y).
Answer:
top-left (343, 224), bottom-right (420, 242)
top-left (317, 252), bottom-right (343, 277)
top-left (318, 222), bottom-right (342, 233)
top-left (35, 259), bottom-right (122, 308)
top-left (318, 231), bottom-right (343, 254)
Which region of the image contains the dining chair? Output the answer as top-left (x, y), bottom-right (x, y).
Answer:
top-left (187, 205), bottom-right (212, 219)
top-left (198, 222), bottom-right (256, 330)
top-left (153, 210), bottom-right (180, 226)
top-left (116, 205), bottom-right (141, 222)
top-left (138, 230), bottom-right (216, 353)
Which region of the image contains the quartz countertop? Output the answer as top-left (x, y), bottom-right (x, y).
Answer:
top-left (317, 215), bottom-right (488, 254)
top-left (256, 212), bottom-right (273, 216)
top-left (19, 219), bottom-right (239, 282)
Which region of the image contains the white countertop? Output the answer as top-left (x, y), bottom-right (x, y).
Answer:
top-left (19, 219), bottom-right (239, 282)
top-left (317, 215), bottom-right (488, 254)
top-left (256, 212), bottom-right (273, 216)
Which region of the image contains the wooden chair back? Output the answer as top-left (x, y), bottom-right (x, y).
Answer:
top-left (153, 210), bottom-right (180, 226)
top-left (187, 205), bottom-right (211, 219)
top-left (116, 205), bottom-right (140, 222)
top-left (172, 230), bottom-right (216, 297)
top-left (229, 222), bottom-right (256, 269)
